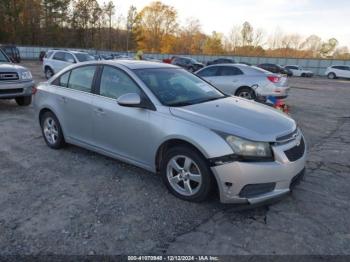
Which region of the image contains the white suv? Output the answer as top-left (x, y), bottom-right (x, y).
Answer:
top-left (43, 50), bottom-right (94, 79)
top-left (325, 65), bottom-right (350, 79)
top-left (284, 65), bottom-right (313, 77)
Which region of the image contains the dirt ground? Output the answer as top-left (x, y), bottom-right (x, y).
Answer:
top-left (0, 60), bottom-right (349, 255)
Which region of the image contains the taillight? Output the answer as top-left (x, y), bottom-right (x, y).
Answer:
top-left (32, 86), bottom-right (37, 95)
top-left (267, 75), bottom-right (280, 83)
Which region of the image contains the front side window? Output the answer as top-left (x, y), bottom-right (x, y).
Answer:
top-left (68, 66), bottom-right (96, 92)
top-left (134, 68), bottom-right (225, 107)
top-left (197, 67), bottom-right (219, 77)
top-left (99, 66), bottom-right (141, 99)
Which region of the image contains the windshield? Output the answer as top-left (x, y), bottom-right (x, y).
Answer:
top-left (75, 53), bottom-right (95, 62)
top-left (134, 68), bottom-right (225, 107)
top-left (0, 50), bottom-right (9, 62)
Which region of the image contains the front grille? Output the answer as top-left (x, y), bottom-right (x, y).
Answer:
top-left (0, 72), bottom-right (19, 81)
top-left (239, 183), bottom-right (276, 198)
top-left (276, 128), bottom-right (299, 144)
top-left (0, 88), bottom-right (23, 95)
top-left (284, 138), bottom-right (305, 162)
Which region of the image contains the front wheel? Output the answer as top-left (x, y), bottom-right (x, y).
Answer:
top-left (15, 96), bottom-right (32, 106)
top-left (236, 87), bottom-right (256, 100)
top-left (40, 111), bottom-right (66, 149)
top-left (161, 146), bottom-right (213, 202)
top-left (328, 73), bottom-right (336, 79)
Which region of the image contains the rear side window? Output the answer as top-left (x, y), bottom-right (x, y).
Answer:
top-left (68, 66), bottom-right (96, 92)
top-left (197, 67), bottom-right (220, 77)
top-left (53, 52), bottom-right (65, 61)
top-left (99, 66), bottom-right (141, 99)
top-left (219, 66), bottom-right (243, 76)
top-left (64, 53), bottom-right (75, 63)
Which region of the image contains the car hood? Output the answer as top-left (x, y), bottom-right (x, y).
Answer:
top-left (0, 63), bottom-right (27, 72)
top-left (169, 97), bottom-right (296, 142)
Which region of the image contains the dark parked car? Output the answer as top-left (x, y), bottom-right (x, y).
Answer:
top-left (207, 58), bottom-right (235, 65)
top-left (257, 63), bottom-right (292, 77)
top-left (171, 56), bottom-right (204, 72)
top-left (0, 45), bottom-right (21, 63)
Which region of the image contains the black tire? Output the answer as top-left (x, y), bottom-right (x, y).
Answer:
top-left (45, 67), bottom-right (54, 79)
top-left (15, 96), bottom-right (32, 106)
top-left (235, 87), bottom-right (256, 100)
top-left (328, 72), bottom-right (336, 79)
top-left (161, 146), bottom-right (213, 202)
top-left (301, 73), bottom-right (306, 77)
top-left (40, 111), bottom-right (66, 149)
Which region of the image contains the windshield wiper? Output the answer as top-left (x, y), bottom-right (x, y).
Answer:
top-left (195, 96), bottom-right (225, 104)
top-left (168, 101), bottom-right (193, 107)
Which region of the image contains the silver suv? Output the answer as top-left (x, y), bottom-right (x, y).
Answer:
top-left (34, 60), bottom-right (306, 204)
top-left (43, 49), bottom-right (94, 79)
top-left (0, 48), bottom-right (34, 106)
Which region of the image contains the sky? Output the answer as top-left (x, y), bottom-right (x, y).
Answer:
top-left (104, 0), bottom-right (350, 48)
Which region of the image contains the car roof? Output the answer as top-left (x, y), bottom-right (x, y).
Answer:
top-left (205, 63), bottom-right (249, 68)
top-left (49, 49), bottom-right (89, 55)
top-left (78, 60), bottom-right (179, 70)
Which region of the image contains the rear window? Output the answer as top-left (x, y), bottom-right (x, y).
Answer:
top-left (45, 51), bottom-right (54, 58)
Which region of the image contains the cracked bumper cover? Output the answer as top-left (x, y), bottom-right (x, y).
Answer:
top-left (211, 135), bottom-right (307, 204)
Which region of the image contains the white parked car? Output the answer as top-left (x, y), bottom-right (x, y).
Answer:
top-left (325, 65), bottom-right (350, 79)
top-left (43, 50), bottom-right (94, 79)
top-left (284, 65), bottom-right (313, 77)
top-left (196, 64), bottom-right (290, 100)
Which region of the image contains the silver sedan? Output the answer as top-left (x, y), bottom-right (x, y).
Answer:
top-left (34, 60), bottom-right (306, 204)
top-left (196, 64), bottom-right (290, 100)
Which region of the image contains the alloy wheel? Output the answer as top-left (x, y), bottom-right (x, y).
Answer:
top-left (166, 155), bottom-right (202, 196)
top-left (43, 117), bottom-right (59, 145)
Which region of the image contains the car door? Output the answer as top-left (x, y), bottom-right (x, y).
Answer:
top-left (211, 66), bottom-right (244, 95)
top-left (63, 52), bottom-right (76, 68)
top-left (339, 66), bottom-right (350, 78)
top-left (53, 65), bottom-right (97, 144)
top-left (51, 52), bottom-right (67, 73)
top-left (91, 65), bottom-right (156, 166)
top-left (344, 66), bottom-right (350, 78)
top-left (196, 66), bottom-right (220, 84)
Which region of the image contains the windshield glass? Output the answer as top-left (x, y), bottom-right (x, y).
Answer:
top-left (134, 68), bottom-right (225, 107)
top-left (75, 53), bottom-right (95, 62)
top-left (0, 50), bottom-right (9, 62)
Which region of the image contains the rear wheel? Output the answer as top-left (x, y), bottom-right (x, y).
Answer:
top-left (45, 67), bottom-right (54, 79)
top-left (161, 146), bottom-right (213, 202)
top-left (40, 111), bottom-right (66, 149)
top-left (15, 96), bottom-right (32, 106)
top-left (301, 73), bottom-right (306, 77)
top-left (328, 72), bottom-right (336, 79)
top-left (236, 87), bottom-right (256, 100)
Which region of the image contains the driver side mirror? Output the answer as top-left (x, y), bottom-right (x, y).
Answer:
top-left (117, 93), bottom-right (141, 107)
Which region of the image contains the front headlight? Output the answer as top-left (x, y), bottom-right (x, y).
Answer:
top-left (21, 71), bottom-right (32, 80)
top-left (225, 135), bottom-right (272, 158)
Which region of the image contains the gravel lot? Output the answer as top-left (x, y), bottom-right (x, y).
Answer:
top-left (0, 60), bottom-right (350, 255)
